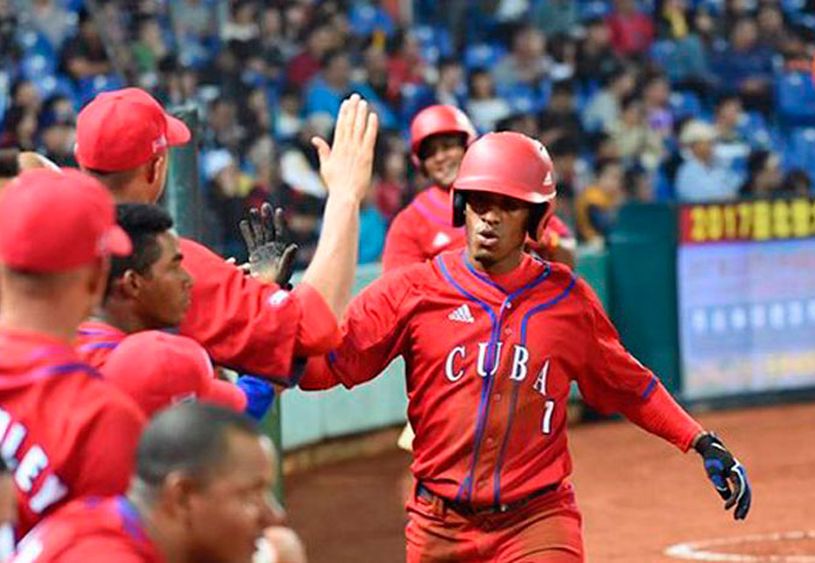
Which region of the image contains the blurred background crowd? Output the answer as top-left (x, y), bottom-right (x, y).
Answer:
top-left (2, 0), bottom-right (815, 264)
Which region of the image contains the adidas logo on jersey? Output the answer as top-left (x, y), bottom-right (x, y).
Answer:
top-left (448, 304), bottom-right (475, 323)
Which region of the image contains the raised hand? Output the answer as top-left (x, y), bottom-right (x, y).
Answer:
top-left (310, 93), bottom-right (379, 204)
top-left (239, 203), bottom-right (298, 288)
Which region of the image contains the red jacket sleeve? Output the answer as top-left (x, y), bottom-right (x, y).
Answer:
top-left (575, 279), bottom-right (702, 452)
top-left (177, 238), bottom-right (339, 382)
top-left (70, 395), bottom-right (146, 498)
top-left (299, 266), bottom-right (420, 390)
top-left (381, 209), bottom-right (426, 273)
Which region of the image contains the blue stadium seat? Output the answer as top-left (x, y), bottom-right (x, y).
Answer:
top-left (785, 127), bottom-right (815, 179)
top-left (669, 90), bottom-right (702, 119)
top-left (649, 40), bottom-right (676, 70)
top-left (463, 43), bottom-right (506, 71)
top-left (497, 83), bottom-right (541, 114)
top-left (399, 83), bottom-right (435, 126)
top-left (32, 74), bottom-right (77, 102)
top-left (578, 1), bottom-right (611, 20)
top-left (775, 71), bottom-right (815, 126)
top-left (20, 54), bottom-right (56, 80)
top-left (411, 25), bottom-right (453, 65)
top-left (16, 30), bottom-right (56, 60)
top-left (349, 3), bottom-right (395, 38)
top-left (78, 74), bottom-right (126, 106)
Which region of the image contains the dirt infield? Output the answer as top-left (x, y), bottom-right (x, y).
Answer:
top-left (285, 402), bottom-right (815, 562)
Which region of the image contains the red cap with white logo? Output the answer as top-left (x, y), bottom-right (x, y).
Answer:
top-left (75, 88), bottom-right (191, 172)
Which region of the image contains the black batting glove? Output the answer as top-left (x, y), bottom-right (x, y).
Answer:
top-left (239, 203), bottom-right (298, 289)
top-left (694, 432), bottom-right (752, 520)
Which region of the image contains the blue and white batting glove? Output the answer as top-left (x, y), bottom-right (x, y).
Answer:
top-left (237, 375), bottom-right (276, 421)
top-left (694, 432), bottom-right (752, 520)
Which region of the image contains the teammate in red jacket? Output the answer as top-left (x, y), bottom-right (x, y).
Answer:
top-left (0, 169), bottom-right (146, 538)
top-left (300, 132), bottom-right (752, 561)
top-left (74, 89), bottom-right (378, 383)
top-left (11, 403), bottom-right (289, 563)
top-left (381, 104), bottom-right (575, 274)
top-left (75, 203), bottom-right (274, 420)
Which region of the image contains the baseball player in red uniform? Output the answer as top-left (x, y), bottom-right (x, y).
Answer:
top-left (300, 132), bottom-right (752, 561)
top-left (75, 203), bottom-right (273, 420)
top-left (381, 104), bottom-right (575, 275)
top-left (0, 169), bottom-right (146, 539)
top-left (12, 403), bottom-right (289, 563)
top-left (74, 89), bottom-right (378, 384)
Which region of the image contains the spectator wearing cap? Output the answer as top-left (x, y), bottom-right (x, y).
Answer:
top-left (0, 168), bottom-right (146, 539)
top-left (75, 203), bottom-right (274, 421)
top-left (675, 120), bottom-right (742, 202)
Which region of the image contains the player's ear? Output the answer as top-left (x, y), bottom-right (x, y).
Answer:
top-left (162, 471), bottom-right (199, 518)
top-left (145, 153), bottom-right (166, 185)
top-left (121, 269), bottom-right (145, 298)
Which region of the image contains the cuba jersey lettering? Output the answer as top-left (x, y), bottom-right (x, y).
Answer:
top-left (300, 249), bottom-right (705, 510)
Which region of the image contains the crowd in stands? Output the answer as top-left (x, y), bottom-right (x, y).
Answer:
top-left (2, 0), bottom-right (815, 259)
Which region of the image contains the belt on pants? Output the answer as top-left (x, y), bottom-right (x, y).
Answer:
top-left (416, 481), bottom-right (560, 516)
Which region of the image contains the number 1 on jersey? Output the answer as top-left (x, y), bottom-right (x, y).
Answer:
top-left (541, 400), bottom-right (555, 435)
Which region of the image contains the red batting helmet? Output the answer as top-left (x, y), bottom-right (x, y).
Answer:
top-left (409, 105), bottom-right (477, 167)
top-left (451, 132), bottom-right (556, 239)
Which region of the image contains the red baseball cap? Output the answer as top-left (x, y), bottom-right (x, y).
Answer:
top-left (0, 168), bottom-right (132, 272)
top-left (103, 331), bottom-right (247, 417)
top-left (75, 88), bottom-right (191, 172)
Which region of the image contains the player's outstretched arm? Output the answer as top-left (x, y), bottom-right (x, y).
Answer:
top-left (692, 432), bottom-right (752, 520)
top-left (302, 94), bottom-right (379, 317)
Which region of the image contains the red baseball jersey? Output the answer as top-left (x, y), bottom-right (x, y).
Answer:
top-left (0, 330), bottom-right (146, 538)
top-left (175, 238), bottom-right (341, 384)
top-left (381, 185), bottom-right (574, 273)
top-left (75, 322), bottom-right (246, 417)
top-left (12, 496), bottom-right (162, 562)
top-left (301, 251), bottom-right (702, 508)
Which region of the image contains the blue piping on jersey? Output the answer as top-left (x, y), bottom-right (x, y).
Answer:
top-left (462, 252), bottom-right (552, 297)
top-left (641, 377), bottom-right (658, 399)
top-left (491, 274), bottom-right (577, 507)
top-left (78, 341), bottom-right (119, 353)
top-left (437, 256), bottom-right (498, 503)
top-left (519, 275), bottom-right (577, 343)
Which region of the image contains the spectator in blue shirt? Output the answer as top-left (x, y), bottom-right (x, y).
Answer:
top-left (304, 49), bottom-right (397, 129)
top-left (711, 17), bottom-right (774, 114)
top-left (675, 120), bottom-right (742, 202)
